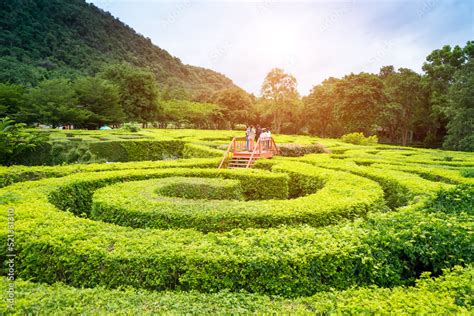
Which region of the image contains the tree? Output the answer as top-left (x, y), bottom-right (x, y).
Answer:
top-left (161, 100), bottom-right (223, 129)
top-left (443, 58), bottom-right (474, 151)
top-left (99, 63), bottom-right (161, 125)
top-left (379, 67), bottom-right (429, 145)
top-left (0, 57), bottom-right (47, 87)
top-left (422, 41), bottom-right (474, 143)
top-left (212, 87), bottom-right (253, 128)
top-left (0, 117), bottom-right (48, 165)
top-left (0, 83), bottom-right (25, 118)
top-left (21, 79), bottom-right (90, 127)
top-left (73, 76), bottom-right (125, 128)
top-left (333, 73), bottom-right (385, 136)
top-left (261, 68), bottom-right (299, 133)
top-left (303, 77), bottom-right (342, 137)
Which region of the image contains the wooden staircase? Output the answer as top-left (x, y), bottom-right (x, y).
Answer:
top-left (228, 156), bottom-right (255, 169)
top-left (218, 136), bottom-right (279, 169)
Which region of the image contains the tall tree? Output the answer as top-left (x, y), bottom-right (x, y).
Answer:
top-left (261, 68), bottom-right (299, 133)
top-left (422, 41), bottom-right (474, 142)
top-left (303, 77), bottom-right (342, 137)
top-left (443, 58), bottom-right (474, 151)
top-left (73, 76), bottom-right (125, 128)
top-left (21, 79), bottom-right (89, 127)
top-left (0, 83), bottom-right (25, 118)
top-left (379, 67), bottom-right (429, 145)
top-left (99, 63), bottom-right (161, 124)
top-left (333, 73), bottom-right (385, 136)
top-left (212, 87), bottom-right (253, 128)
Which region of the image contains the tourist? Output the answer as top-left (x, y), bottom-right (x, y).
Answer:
top-left (248, 125), bottom-right (256, 151)
top-left (245, 125), bottom-right (256, 151)
top-left (255, 125), bottom-right (262, 142)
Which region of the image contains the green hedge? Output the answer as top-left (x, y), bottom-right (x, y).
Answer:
top-left (0, 158), bottom-right (220, 188)
top-left (85, 162), bottom-right (383, 231)
top-left (156, 177), bottom-right (243, 200)
top-left (49, 168), bottom-right (289, 219)
top-left (9, 140), bottom-right (187, 165)
top-left (182, 143), bottom-right (223, 158)
top-left (0, 201), bottom-right (471, 297)
top-left (2, 266), bottom-right (471, 314)
top-left (297, 154), bottom-right (452, 209)
top-left (0, 154), bottom-right (472, 298)
top-left (278, 143), bottom-right (329, 157)
top-left (89, 140), bottom-right (185, 162)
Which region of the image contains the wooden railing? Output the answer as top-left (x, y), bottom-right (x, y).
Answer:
top-left (245, 137), bottom-right (279, 168)
top-left (246, 137), bottom-right (261, 168)
top-left (218, 137), bottom-right (236, 169)
top-left (218, 136), bottom-right (280, 169)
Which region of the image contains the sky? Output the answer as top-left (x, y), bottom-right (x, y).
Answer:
top-left (88, 0), bottom-right (473, 95)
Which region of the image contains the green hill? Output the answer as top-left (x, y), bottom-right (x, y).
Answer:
top-left (0, 0), bottom-right (236, 98)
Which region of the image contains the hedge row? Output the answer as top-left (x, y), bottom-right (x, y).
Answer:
top-left (182, 143), bottom-right (224, 159)
top-left (155, 177), bottom-right (244, 200)
top-left (0, 158), bottom-right (220, 188)
top-left (370, 163), bottom-right (474, 185)
top-left (2, 266), bottom-right (471, 314)
top-left (88, 140), bottom-right (185, 162)
top-left (0, 164), bottom-right (471, 297)
top-left (296, 154), bottom-right (452, 209)
top-left (277, 143), bottom-right (329, 157)
top-left (7, 137), bottom-right (227, 166)
top-left (89, 162), bottom-right (383, 231)
top-left (333, 149), bottom-right (474, 167)
top-left (49, 168), bottom-right (289, 218)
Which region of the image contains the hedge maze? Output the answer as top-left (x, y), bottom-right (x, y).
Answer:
top-left (0, 131), bottom-right (473, 313)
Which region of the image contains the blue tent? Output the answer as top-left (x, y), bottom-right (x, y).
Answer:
top-left (99, 125), bottom-right (112, 130)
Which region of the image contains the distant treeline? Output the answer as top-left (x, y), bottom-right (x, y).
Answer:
top-left (1, 41), bottom-right (473, 152)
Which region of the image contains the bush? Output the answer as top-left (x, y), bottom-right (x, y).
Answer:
top-left (341, 132), bottom-right (378, 145)
top-left (156, 177), bottom-right (244, 200)
top-left (182, 143), bottom-right (223, 158)
top-left (461, 168), bottom-right (474, 178)
top-left (0, 158), bottom-right (221, 188)
top-left (122, 122), bottom-right (141, 132)
top-left (278, 143), bottom-right (330, 157)
top-left (0, 117), bottom-right (48, 165)
top-left (2, 266), bottom-right (471, 314)
top-left (0, 131), bottom-right (472, 302)
top-left (424, 184), bottom-right (473, 215)
top-left (89, 140), bottom-right (185, 162)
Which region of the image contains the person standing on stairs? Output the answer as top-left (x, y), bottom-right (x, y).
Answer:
top-left (248, 125), bottom-right (256, 151)
top-left (245, 126), bottom-right (251, 151)
top-left (255, 125), bottom-right (262, 144)
top-left (246, 125), bottom-right (255, 151)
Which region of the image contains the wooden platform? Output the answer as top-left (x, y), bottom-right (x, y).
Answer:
top-left (218, 137), bottom-right (279, 169)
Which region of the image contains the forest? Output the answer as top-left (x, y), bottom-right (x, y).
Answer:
top-left (0, 0), bottom-right (472, 151)
top-left (1, 42), bottom-right (472, 151)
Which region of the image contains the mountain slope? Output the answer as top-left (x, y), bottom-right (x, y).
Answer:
top-left (0, 0), bottom-right (236, 97)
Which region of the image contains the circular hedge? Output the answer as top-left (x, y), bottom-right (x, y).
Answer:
top-left (0, 156), bottom-right (472, 299)
top-left (155, 177), bottom-right (244, 200)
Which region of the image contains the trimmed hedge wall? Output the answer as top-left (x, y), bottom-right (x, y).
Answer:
top-left (156, 177), bottom-right (244, 200)
top-left (182, 143), bottom-right (223, 159)
top-left (297, 154), bottom-right (452, 209)
top-left (0, 158), bottom-right (220, 188)
top-left (89, 140), bottom-right (185, 162)
top-left (0, 162), bottom-right (471, 297)
top-left (77, 163), bottom-right (384, 231)
top-left (8, 139), bottom-right (226, 166)
top-left (2, 266), bottom-right (471, 314)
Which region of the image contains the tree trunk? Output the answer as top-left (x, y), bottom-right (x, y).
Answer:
top-left (401, 129), bottom-right (409, 146)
